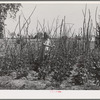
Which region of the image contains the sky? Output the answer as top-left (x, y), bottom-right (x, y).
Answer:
top-left (4, 2), bottom-right (100, 37)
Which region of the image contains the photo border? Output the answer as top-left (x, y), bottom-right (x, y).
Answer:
top-left (0, 0), bottom-right (100, 99)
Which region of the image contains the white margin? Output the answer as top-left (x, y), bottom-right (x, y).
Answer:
top-left (0, 1), bottom-right (100, 99)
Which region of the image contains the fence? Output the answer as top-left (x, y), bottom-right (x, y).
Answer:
top-left (0, 38), bottom-right (95, 57)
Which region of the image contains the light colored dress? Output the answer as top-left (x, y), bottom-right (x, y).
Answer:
top-left (43, 38), bottom-right (51, 51)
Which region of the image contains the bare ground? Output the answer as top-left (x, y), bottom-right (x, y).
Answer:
top-left (0, 75), bottom-right (99, 90)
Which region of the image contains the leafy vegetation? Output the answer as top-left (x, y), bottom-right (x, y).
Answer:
top-left (0, 5), bottom-right (100, 89)
top-left (0, 3), bottom-right (21, 38)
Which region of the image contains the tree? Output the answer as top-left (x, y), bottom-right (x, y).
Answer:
top-left (0, 3), bottom-right (21, 38)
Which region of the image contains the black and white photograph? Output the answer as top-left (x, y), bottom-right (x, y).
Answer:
top-left (0, 1), bottom-right (100, 91)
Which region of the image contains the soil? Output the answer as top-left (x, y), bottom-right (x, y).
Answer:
top-left (0, 75), bottom-right (99, 90)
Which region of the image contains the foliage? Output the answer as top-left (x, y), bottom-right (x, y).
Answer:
top-left (1, 6), bottom-right (100, 90)
top-left (0, 3), bottom-right (21, 38)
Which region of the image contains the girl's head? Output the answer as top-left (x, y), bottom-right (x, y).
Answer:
top-left (44, 32), bottom-right (49, 40)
